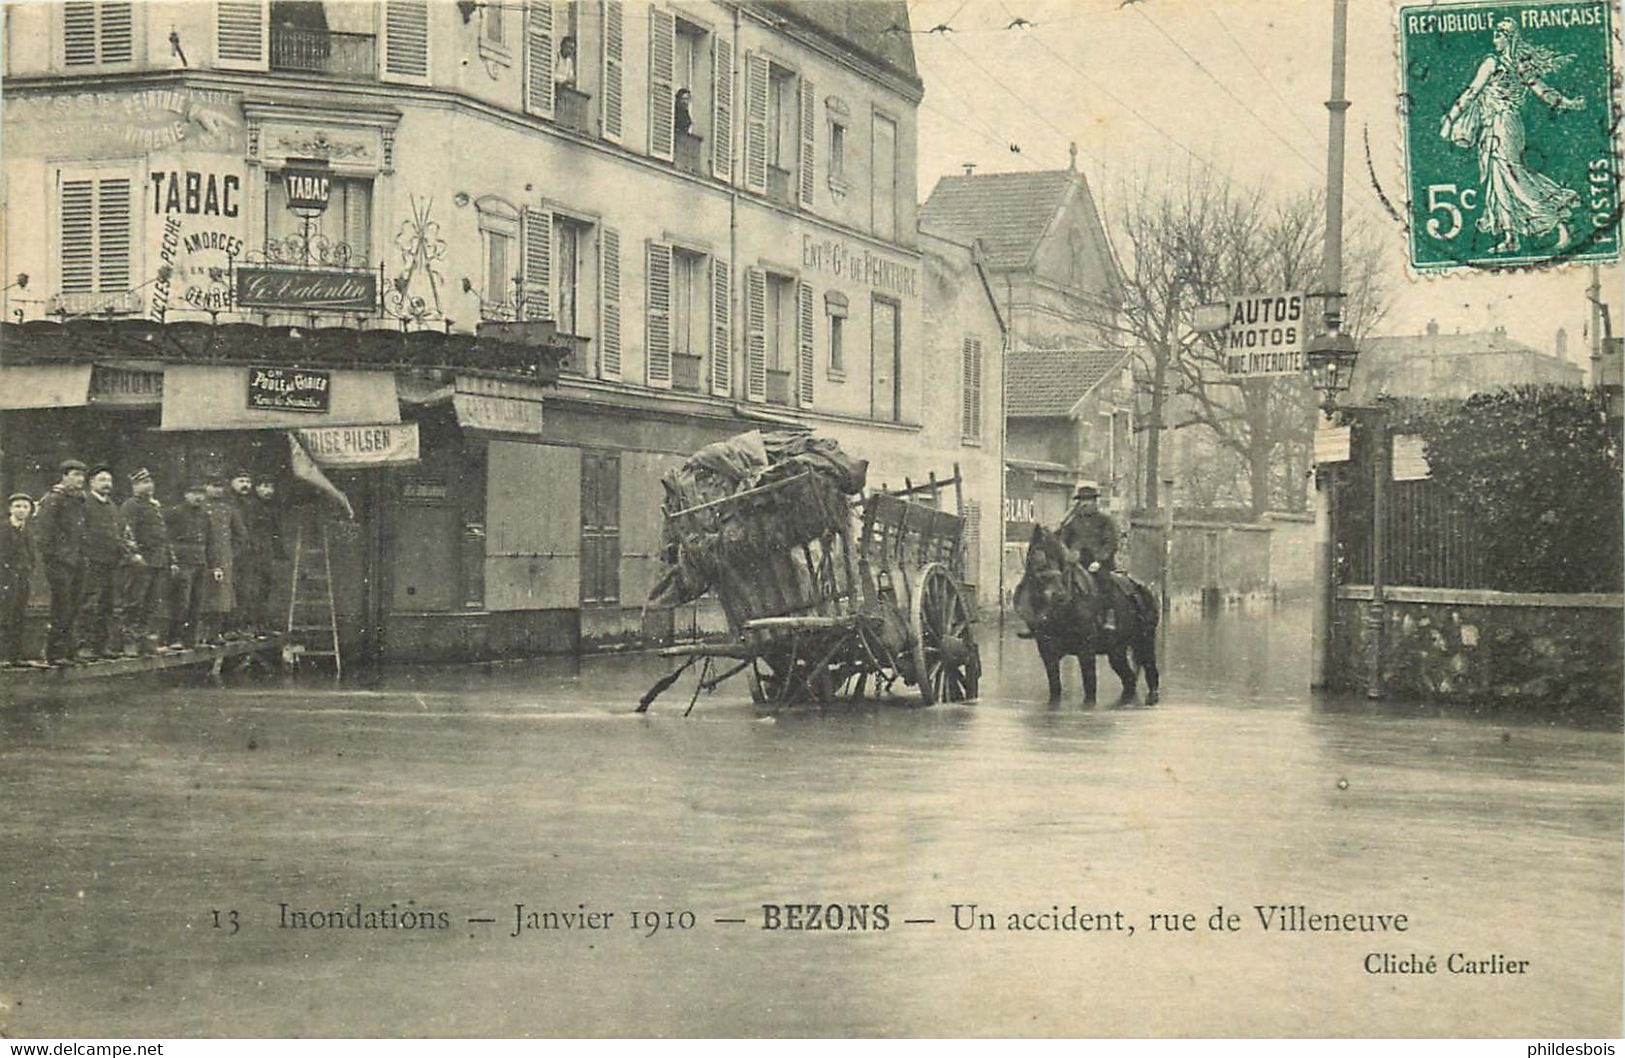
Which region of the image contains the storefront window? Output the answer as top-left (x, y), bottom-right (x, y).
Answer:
top-left (265, 173), bottom-right (372, 266)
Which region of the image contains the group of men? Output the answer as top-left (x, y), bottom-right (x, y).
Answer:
top-left (0, 460), bottom-right (286, 668)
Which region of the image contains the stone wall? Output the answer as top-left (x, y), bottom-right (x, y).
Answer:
top-left (1331, 587), bottom-right (1623, 714)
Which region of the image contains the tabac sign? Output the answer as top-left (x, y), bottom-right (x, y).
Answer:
top-left (282, 160), bottom-right (333, 213)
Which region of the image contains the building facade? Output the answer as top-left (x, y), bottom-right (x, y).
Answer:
top-left (1, 0), bottom-right (1002, 661)
top-left (1352, 321), bottom-right (1585, 402)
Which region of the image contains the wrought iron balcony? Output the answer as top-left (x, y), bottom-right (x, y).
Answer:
top-left (270, 26), bottom-right (378, 79)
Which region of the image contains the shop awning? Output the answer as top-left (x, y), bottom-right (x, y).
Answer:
top-left (160, 364), bottom-right (401, 431)
top-left (0, 363), bottom-right (93, 409)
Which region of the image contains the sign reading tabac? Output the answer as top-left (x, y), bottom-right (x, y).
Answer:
top-left (235, 266), bottom-right (378, 312)
top-left (248, 367), bottom-right (331, 413)
top-left (1400, 1), bottom-right (1619, 271)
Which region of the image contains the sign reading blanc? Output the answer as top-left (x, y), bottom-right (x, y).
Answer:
top-left (1400, 1), bottom-right (1619, 271)
top-left (248, 367), bottom-right (330, 413)
top-left (235, 266), bottom-right (378, 312)
top-left (1221, 292), bottom-right (1306, 377)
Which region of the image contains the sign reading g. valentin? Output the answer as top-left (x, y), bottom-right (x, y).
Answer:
top-left (249, 367), bottom-right (330, 413)
top-left (235, 266), bottom-right (377, 312)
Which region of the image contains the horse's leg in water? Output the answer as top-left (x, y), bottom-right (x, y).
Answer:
top-left (1080, 650), bottom-right (1098, 704)
top-left (1038, 638), bottom-right (1064, 701)
top-left (1138, 633), bottom-right (1160, 705)
top-left (1106, 645), bottom-right (1138, 705)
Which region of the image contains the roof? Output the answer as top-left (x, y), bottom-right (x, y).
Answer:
top-left (759, 2), bottom-right (920, 85)
top-left (1361, 327), bottom-right (1543, 360)
top-left (1006, 348), bottom-right (1129, 417)
top-left (918, 171), bottom-right (1077, 269)
top-left (1352, 326), bottom-right (1582, 401)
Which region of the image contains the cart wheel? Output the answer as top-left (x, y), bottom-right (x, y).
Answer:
top-left (747, 659), bottom-right (771, 704)
top-left (910, 563), bottom-right (981, 704)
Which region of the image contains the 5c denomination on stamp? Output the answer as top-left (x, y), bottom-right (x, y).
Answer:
top-left (1400, 1), bottom-right (1619, 271)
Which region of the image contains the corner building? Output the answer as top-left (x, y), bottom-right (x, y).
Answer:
top-left (2, 1), bottom-right (1000, 660)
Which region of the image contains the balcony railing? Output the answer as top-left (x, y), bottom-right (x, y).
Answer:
top-left (270, 26), bottom-right (377, 79)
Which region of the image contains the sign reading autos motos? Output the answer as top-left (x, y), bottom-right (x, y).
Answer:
top-left (1221, 292), bottom-right (1306, 378)
top-left (249, 367), bottom-right (330, 413)
top-left (235, 266), bottom-right (378, 312)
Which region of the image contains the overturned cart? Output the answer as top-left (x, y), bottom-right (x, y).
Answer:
top-left (639, 432), bottom-right (981, 711)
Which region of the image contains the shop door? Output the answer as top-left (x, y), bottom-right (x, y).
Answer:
top-left (871, 297), bottom-right (900, 422)
top-left (392, 503), bottom-right (459, 611)
top-left (580, 450), bottom-right (621, 606)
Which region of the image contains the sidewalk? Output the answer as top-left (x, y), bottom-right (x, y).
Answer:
top-left (0, 635), bottom-right (289, 690)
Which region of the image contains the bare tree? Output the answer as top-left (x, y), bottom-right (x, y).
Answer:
top-left (1081, 167), bottom-right (1392, 515)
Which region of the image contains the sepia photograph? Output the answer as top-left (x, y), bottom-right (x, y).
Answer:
top-left (0, 0), bottom-right (1620, 1040)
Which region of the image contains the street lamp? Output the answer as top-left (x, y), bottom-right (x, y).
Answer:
top-left (1305, 329), bottom-right (1358, 414)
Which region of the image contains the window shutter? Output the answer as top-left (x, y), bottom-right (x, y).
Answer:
top-left (60, 179), bottom-right (95, 294)
top-left (525, 2), bottom-right (555, 119)
top-left (961, 336), bottom-right (984, 440)
top-left (711, 35), bottom-right (733, 182)
top-left (63, 3), bottom-right (96, 66)
top-left (215, 1), bottom-right (266, 68)
top-left (744, 267), bottom-right (766, 402)
top-left (383, 0), bottom-right (430, 81)
top-left (601, 1), bottom-right (624, 143)
top-left (521, 206), bottom-right (552, 320)
top-left (599, 228), bottom-right (621, 380)
top-left (645, 241), bottom-right (673, 388)
top-left (961, 500), bottom-right (981, 583)
top-left (796, 280), bottom-right (814, 407)
top-left (97, 178), bottom-right (131, 293)
top-left (342, 183), bottom-right (371, 264)
top-left (99, 1), bottom-right (133, 64)
top-left (972, 337), bottom-right (983, 439)
top-left (710, 258), bottom-right (730, 397)
top-left (797, 77), bottom-right (816, 208)
top-left (743, 52), bottom-right (769, 194)
top-left (648, 8), bottom-right (675, 161)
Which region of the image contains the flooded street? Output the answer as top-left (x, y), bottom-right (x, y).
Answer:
top-left (2, 604), bottom-right (1619, 1037)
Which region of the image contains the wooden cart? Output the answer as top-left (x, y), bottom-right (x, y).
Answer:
top-left (638, 469), bottom-right (981, 712)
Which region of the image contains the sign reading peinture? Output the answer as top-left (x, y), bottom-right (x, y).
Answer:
top-left (235, 267), bottom-right (378, 312)
top-left (1399, 0), bottom-right (1619, 271)
top-left (800, 235), bottom-right (919, 297)
top-left (249, 367), bottom-right (331, 413)
top-left (295, 422), bottom-right (420, 467)
top-left (1221, 293), bottom-right (1306, 377)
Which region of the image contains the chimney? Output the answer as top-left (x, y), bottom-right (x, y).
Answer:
top-left (1425, 319), bottom-right (1439, 336)
top-left (962, 162), bottom-right (977, 177)
top-left (1556, 327), bottom-right (1568, 359)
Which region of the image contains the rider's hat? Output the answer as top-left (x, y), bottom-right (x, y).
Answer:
top-left (1073, 479), bottom-right (1101, 499)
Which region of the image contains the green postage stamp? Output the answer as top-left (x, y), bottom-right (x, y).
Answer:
top-left (1399, 0), bottom-right (1619, 271)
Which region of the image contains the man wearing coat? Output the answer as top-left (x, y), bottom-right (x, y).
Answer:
top-left (1058, 480), bottom-right (1122, 632)
top-left (120, 468), bottom-right (175, 656)
top-left (33, 459), bottom-right (88, 665)
top-left (77, 465), bottom-right (138, 658)
top-left (1, 493), bottom-right (37, 668)
top-left (166, 483), bottom-right (217, 649)
top-left (202, 479), bottom-right (246, 643)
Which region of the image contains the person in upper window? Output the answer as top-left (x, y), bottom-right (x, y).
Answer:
top-left (675, 88), bottom-right (694, 135)
top-left (555, 36), bottom-right (576, 87)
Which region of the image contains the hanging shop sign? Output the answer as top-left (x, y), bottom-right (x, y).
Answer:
top-left (88, 365), bottom-right (165, 406)
top-left (1314, 425), bottom-right (1352, 465)
top-left (451, 375), bottom-right (546, 437)
top-left (249, 367), bottom-right (331, 412)
top-left (294, 422), bottom-right (420, 468)
top-left (1004, 464), bottom-right (1038, 542)
top-left (281, 160), bottom-right (334, 213)
top-left (234, 266), bottom-right (378, 313)
top-left (1221, 292), bottom-right (1307, 378)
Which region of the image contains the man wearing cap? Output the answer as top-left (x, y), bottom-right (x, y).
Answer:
top-left (228, 469), bottom-right (261, 637)
top-left (77, 465), bottom-right (139, 659)
top-left (33, 459), bottom-right (88, 665)
top-left (120, 468), bottom-right (175, 656)
top-left (241, 477), bottom-right (286, 637)
top-left (201, 480), bottom-right (244, 643)
top-left (1059, 480), bottom-right (1121, 632)
top-left (166, 483), bottom-right (217, 649)
top-left (1, 492), bottom-right (37, 667)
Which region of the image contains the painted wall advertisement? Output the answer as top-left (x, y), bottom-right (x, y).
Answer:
top-left (146, 161), bottom-right (248, 323)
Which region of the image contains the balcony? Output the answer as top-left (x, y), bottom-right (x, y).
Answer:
top-left (270, 26), bottom-right (377, 79)
top-left (767, 165), bottom-right (793, 206)
top-left (557, 85), bottom-right (592, 135)
top-left (675, 131), bottom-right (706, 178)
top-left (766, 367), bottom-right (792, 405)
top-left (672, 352), bottom-right (703, 392)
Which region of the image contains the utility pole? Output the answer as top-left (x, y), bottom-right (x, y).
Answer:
top-left (1310, 0), bottom-right (1351, 689)
top-left (1590, 263), bottom-right (1604, 387)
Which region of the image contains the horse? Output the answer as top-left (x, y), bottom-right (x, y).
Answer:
top-left (1012, 525), bottom-right (1160, 706)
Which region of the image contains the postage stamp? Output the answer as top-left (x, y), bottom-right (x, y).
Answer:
top-left (1399, 0), bottom-right (1620, 271)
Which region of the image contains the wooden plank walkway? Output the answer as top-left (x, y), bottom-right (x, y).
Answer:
top-left (0, 635), bottom-right (289, 690)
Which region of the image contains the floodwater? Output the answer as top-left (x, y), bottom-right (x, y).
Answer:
top-left (1, 604), bottom-right (1619, 1038)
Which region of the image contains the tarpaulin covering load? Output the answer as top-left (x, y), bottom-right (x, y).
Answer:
top-left (648, 431), bottom-right (868, 608)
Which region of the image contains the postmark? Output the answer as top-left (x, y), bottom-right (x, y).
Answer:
top-left (1399, 0), bottom-right (1620, 272)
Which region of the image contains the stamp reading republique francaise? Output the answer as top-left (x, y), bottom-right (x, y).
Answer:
top-left (1399, 0), bottom-right (1619, 271)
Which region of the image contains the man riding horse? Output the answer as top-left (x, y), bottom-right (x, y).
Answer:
top-left (1058, 480), bottom-right (1122, 632)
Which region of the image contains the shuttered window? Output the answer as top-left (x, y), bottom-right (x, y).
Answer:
top-left (580, 451), bottom-right (621, 606)
top-left (961, 336), bottom-right (983, 441)
top-left (521, 206), bottom-right (553, 321)
top-left (599, 228), bottom-right (622, 380)
top-left (63, 1), bottom-right (134, 68)
top-left (646, 241), bottom-right (673, 388)
top-left (796, 280), bottom-right (814, 407)
top-left (59, 175), bottom-right (132, 297)
top-left (525, 1), bottom-right (555, 119)
top-left (744, 267), bottom-right (766, 402)
top-left (601, 1), bottom-right (624, 142)
top-left (961, 500), bottom-right (981, 587)
top-left (648, 8), bottom-right (676, 161)
top-left (797, 78), bottom-right (816, 208)
top-left (215, 0), bottom-right (267, 69)
top-left (710, 258), bottom-right (731, 397)
top-left (711, 35), bottom-right (733, 181)
top-left (383, 0), bottom-right (429, 81)
top-left (266, 175), bottom-right (372, 265)
top-left (743, 52), bottom-right (769, 194)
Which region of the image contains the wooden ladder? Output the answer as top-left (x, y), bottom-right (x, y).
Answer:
top-left (285, 520), bottom-right (342, 678)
